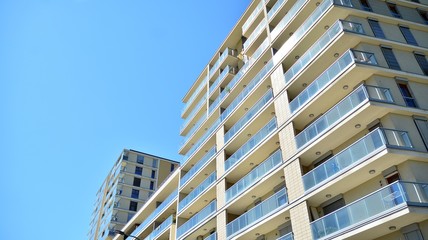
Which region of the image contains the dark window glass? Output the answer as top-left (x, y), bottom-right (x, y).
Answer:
top-left (418, 9), bottom-right (428, 24)
top-left (381, 47), bottom-right (401, 70)
top-left (150, 181), bottom-right (155, 190)
top-left (398, 83), bottom-right (418, 107)
top-left (137, 155), bottom-right (144, 164)
top-left (368, 19), bottom-right (385, 38)
top-left (359, 0), bottom-right (372, 11)
top-left (170, 164), bottom-right (175, 172)
top-left (399, 26), bottom-right (418, 45)
top-left (129, 201), bottom-right (138, 211)
top-left (151, 170), bottom-right (156, 178)
top-left (131, 189), bottom-right (139, 199)
top-left (122, 155), bottom-right (128, 160)
top-left (135, 166), bottom-right (142, 175)
top-left (152, 159), bottom-right (158, 167)
top-left (133, 177), bottom-right (141, 187)
top-left (387, 3), bottom-right (401, 18)
top-left (323, 198), bottom-right (346, 215)
top-left (414, 53), bottom-right (428, 75)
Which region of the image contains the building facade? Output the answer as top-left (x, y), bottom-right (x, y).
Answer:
top-left (88, 149), bottom-right (179, 240)
top-left (113, 0), bottom-right (428, 239)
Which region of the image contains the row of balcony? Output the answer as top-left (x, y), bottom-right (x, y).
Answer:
top-left (178, 171), bottom-right (216, 212)
top-left (176, 200), bottom-right (217, 239)
top-left (180, 146), bottom-right (216, 187)
top-left (182, 76), bottom-right (207, 117)
top-left (143, 215), bottom-right (174, 240)
top-left (242, 0), bottom-right (264, 34)
top-left (267, 0), bottom-right (285, 20)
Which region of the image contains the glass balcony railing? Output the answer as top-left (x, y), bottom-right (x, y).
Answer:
top-left (226, 149), bottom-right (282, 202)
top-left (226, 188), bottom-right (289, 238)
top-left (284, 20), bottom-right (365, 85)
top-left (225, 117), bottom-right (278, 172)
top-left (176, 200), bottom-right (217, 239)
top-left (303, 128), bottom-right (413, 191)
top-left (182, 76), bottom-right (207, 115)
top-left (209, 48), bottom-right (235, 78)
top-left (311, 181), bottom-right (428, 239)
top-left (209, 66), bottom-right (231, 95)
top-left (243, 19), bottom-right (267, 50)
top-left (209, 38), bottom-right (269, 115)
top-left (270, 0), bottom-right (308, 41)
top-left (267, 0), bottom-right (285, 20)
top-left (180, 146), bottom-right (216, 187)
top-left (289, 47), bottom-right (378, 114)
top-left (277, 232), bottom-right (294, 240)
top-left (179, 172), bottom-right (216, 211)
top-left (221, 60), bottom-right (274, 122)
top-left (181, 96), bottom-right (206, 132)
top-left (182, 114), bottom-right (206, 146)
top-left (183, 118), bottom-right (220, 163)
top-left (224, 89), bottom-right (273, 143)
top-left (273, 0), bottom-right (353, 62)
top-left (204, 232), bottom-right (217, 240)
top-left (143, 215), bottom-right (173, 240)
top-left (242, 1), bottom-right (264, 33)
top-left (295, 84), bottom-right (395, 149)
top-left (127, 190), bottom-right (178, 239)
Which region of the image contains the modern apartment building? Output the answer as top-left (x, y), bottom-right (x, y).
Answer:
top-left (112, 0), bottom-right (428, 239)
top-left (88, 149), bottom-right (179, 240)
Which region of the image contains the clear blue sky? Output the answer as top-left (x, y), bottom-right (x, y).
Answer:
top-left (0, 0), bottom-right (250, 239)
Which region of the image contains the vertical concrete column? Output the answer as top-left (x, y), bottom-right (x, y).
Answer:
top-left (283, 158), bottom-right (304, 202)
top-left (278, 123), bottom-right (297, 160)
top-left (216, 210), bottom-right (227, 240)
top-left (216, 125), bottom-right (225, 151)
top-left (290, 201), bottom-right (313, 240)
top-left (274, 90), bottom-right (291, 126)
top-left (216, 178), bottom-right (226, 210)
top-left (216, 151), bottom-right (225, 180)
top-left (270, 64), bottom-right (286, 96)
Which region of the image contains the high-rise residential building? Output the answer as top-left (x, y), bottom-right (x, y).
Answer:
top-left (88, 149), bottom-right (179, 240)
top-left (112, 0), bottom-right (428, 239)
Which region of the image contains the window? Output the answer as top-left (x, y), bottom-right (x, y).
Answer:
top-left (131, 189), bottom-right (139, 199)
top-left (151, 170), bottom-right (156, 179)
top-left (170, 163), bottom-right (175, 172)
top-left (401, 223), bottom-right (424, 240)
top-left (150, 181), bottom-right (155, 190)
top-left (397, 82), bottom-right (418, 107)
top-left (137, 155), bottom-right (144, 164)
top-left (127, 213), bottom-right (135, 221)
top-left (359, 0), bottom-right (372, 11)
top-left (135, 166), bottom-right (142, 176)
top-left (152, 158), bottom-right (158, 167)
top-left (414, 53), bottom-right (428, 75)
top-left (387, 3), bottom-right (401, 18)
top-left (133, 177), bottom-right (141, 187)
top-left (414, 117), bottom-right (428, 150)
top-left (129, 201), bottom-right (138, 211)
top-left (399, 26), bottom-right (418, 45)
top-left (418, 9), bottom-right (428, 24)
top-left (122, 155), bottom-right (128, 160)
top-left (381, 47), bottom-right (401, 70)
top-left (368, 19), bottom-right (385, 39)
top-left (322, 197), bottom-right (346, 215)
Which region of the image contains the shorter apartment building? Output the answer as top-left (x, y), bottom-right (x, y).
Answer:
top-left (88, 149), bottom-right (179, 240)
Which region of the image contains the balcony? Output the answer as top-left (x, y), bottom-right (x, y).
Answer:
top-left (225, 117), bottom-right (277, 172)
top-left (143, 215), bottom-right (174, 240)
top-left (267, 0), bottom-right (285, 20)
top-left (182, 113), bottom-right (206, 146)
top-left (127, 190), bottom-right (178, 239)
top-left (283, 20), bottom-right (366, 87)
top-left (242, 1), bottom-right (264, 34)
top-left (295, 84), bottom-right (395, 150)
top-left (226, 188), bottom-right (289, 238)
top-left (273, 0), bottom-right (353, 63)
top-left (224, 89), bottom-right (273, 143)
top-left (226, 149), bottom-right (282, 202)
top-left (180, 146), bottom-right (216, 188)
top-left (209, 65), bottom-right (233, 96)
top-left (311, 181), bottom-right (428, 239)
top-left (182, 76), bottom-right (207, 117)
top-left (204, 232), bottom-right (217, 240)
top-left (176, 200), bottom-right (217, 239)
top-left (303, 128), bottom-right (413, 191)
top-left (183, 118), bottom-right (220, 163)
top-left (209, 48), bottom-right (236, 78)
top-left (277, 232), bottom-right (294, 240)
top-left (243, 19), bottom-right (267, 51)
top-left (289, 48), bottom-right (376, 115)
top-left (181, 96), bottom-right (206, 133)
top-left (178, 171), bottom-right (216, 212)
